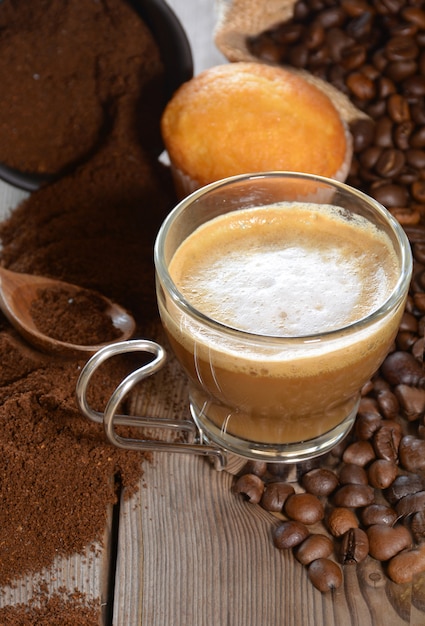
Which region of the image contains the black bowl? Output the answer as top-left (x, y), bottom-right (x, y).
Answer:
top-left (0, 0), bottom-right (193, 192)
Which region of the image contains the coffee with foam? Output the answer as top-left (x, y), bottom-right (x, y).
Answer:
top-left (160, 202), bottom-right (404, 445)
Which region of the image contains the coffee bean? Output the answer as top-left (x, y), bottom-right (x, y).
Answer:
top-left (333, 483), bottom-right (375, 508)
top-left (307, 558), bottom-right (343, 592)
top-left (327, 507), bottom-right (359, 538)
top-left (284, 492), bottom-right (325, 525)
top-left (338, 462), bottom-right (369, 485)
top-left (294, 533), bottom-right (334, 565)
top-left (398, 435), bottom-right (425, 472)
top-left (350, 118), bottom-right (375, 152)
top-left (301, 468), bottom-right (339, 496)
top-left (381, 351), bottom-right (425, 387)
top-left (410, 126), bottom-right (425, 149)
top-left (403, 76), bottom-right (425, 98)
top-left (402, 7), bottom-right (425, 30)
top-left (273, 520), bottom-right (310, 550)
top-left (340, 527), bottom-right (369, 564)
top-left (406, 149), bottom-right (425, 169)
top-left (387, 93), bottom-right (410, 123)
top-left (233, 474), bottom-right (264, 504)
top-left (395, 384), bottom-right (425, 421)
top-left (342, 440), bottom-right (376, 465)
top-left (367, 459), bottom-right (398, 489)
top-left (371, 182), bottom-right (408, 207)
top-left (260, 481), bottom-right (295, 512)
top-left (373, 420), bottom-right (402, 462)
top-left (375, 147), bottom-right (405, 177)
top-left (396, 490), bottom-right (425, 517)
top-left (387, 544), bottom-right (425, 584)
top-left (411, 510), bottom-right (425, 543)
top-left (385, 36), bottom-right (419, 62)
top-left (360, 503), bottom-right (398, 527)
top-left (367, 523), bottom-right (412, 561)
top-left (384, 473), bottom-right (425, 504)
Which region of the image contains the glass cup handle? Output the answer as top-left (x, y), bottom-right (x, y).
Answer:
top-left (75, 339), bottom-right (227, 470)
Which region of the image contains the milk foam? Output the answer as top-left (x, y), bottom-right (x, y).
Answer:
top-left (169, 203), bottom-right (399, 337)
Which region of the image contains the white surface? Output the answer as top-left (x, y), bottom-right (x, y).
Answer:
top-left (167, 0), bottom-right (225, 73)
top-left (0, 0), bottom-right (225, 213)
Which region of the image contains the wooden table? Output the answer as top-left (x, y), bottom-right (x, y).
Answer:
top-left (1, 1), bottom-right (425, 624)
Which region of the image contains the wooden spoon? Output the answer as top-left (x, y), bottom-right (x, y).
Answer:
top-left (0, 266), bottom-right (136, 356)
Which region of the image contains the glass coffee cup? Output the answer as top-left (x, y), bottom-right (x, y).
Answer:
top-left (76, 172), bottom-right (412, 468)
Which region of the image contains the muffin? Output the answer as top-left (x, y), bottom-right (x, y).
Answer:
top-left (161, 62), bottom-right (353, 197)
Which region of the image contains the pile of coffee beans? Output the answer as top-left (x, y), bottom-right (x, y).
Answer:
top-left (233, 0), bottom-right (425, 595)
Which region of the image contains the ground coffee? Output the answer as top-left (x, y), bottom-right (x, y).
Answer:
top-left (0, 0), bottom-right (177, 621)
top-left (0, 0), bottom-right (165, 175)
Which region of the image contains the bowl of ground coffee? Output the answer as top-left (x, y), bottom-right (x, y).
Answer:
top-left (0, 0), bottom-right (193, 191)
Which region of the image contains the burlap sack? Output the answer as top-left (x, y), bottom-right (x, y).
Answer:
top-left (214, 0), bottom-right (367, 123)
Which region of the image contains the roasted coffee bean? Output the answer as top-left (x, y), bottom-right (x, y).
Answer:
top-left (403, 76), bottom-right (425, 98)
top-left (338, 462), bottom-right (369, 485)
top-left (412, 181), bottom-right (425, 204)
top-left (294, 533), bottom-right (334, 565)
top-left (398, 435), bottom-right (425, 472)
top-left (273, 520), bottom-right (310, 550)
top-left (318, 7), bottom-right (347, 28)
top-left (411, 337), bottom-right (424, 362)
top-left (342, 439), bottom-right (376, 465)
top-left (373, 420), bottom-right (402, 462)
top-left (387, 544), bottom-right (425, 584)
top-left (355, 404), bottom-right (383, 440)
top-left (360, 503), bottom-right (398, 527)
top-left (307, 558), bottom-right (343, 592)
top-left (374, 147), bottom-right (405, 177)
top-left (395, 384), bottom-right (425, 421)
top-left (333, 483), bottom-right (375, 508)
top-left (303, 22), bottom-right (325, 50)
top-left (410, 126), bottom-right (425, 149)
top-left (378, 76), bottom-right (396, 99)
top-left (384, 473), bottom-right (425, 504)
top-left (387, 93), bottom-right (410, 123)
top-left (260, 482), bottom-right (295, 512)
top-left (394, 120), bottom-right (414, 150)
top-left (396, 490), bottom-right (425, 517)
top-left (406, 149), bottom-right (425, 170)
top-left (301, 468), bottom-right (339, 496)
top-left (396, 330), bottom-right (417, 351)
top-left (233, 474), bottom-right (264, 504)
top-left (373, 378), bottom-right (400, 419)
top-left (284, 492), bottom-right (325, 525)
top-left (385, 60), bottom-right (417, 82)
top-left (367, 459), bottom-right (398, 489)
top-left (347, 71), bottom-right (377, 100)
top-left (402, 7), bottom-right (425, 30)
top-left (374, 116), bottom-right (394, 148)
top-left (241, 460), bottom-right (268, 477)
top-left (367, 523), bottom-right (412, 561)
top-left (327, 507), bottom-right (359, 538)
top-left (370, 182), bottom-right (408, 207)
top-left (390, 207), bottom-right (421, 226)
top-left (359, 145), bottom-right (382, 169)
top-left (350, 118), bottom-right (375, 152)
top-left (385, 35), bottom-right (419, 62)
top-left (411, 510), bottom-right (425, 543)
top-left (398, 311), bottom-right (419, 333)
top-left (340, 527), bottom-right (369, 564)
top-left (381, 351), bottom-right (425, 387)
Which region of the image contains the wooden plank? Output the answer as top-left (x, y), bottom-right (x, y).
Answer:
top-left (114, 452), bottom-right (418, 626)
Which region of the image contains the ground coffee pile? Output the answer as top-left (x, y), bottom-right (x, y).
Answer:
top-left (0, 0), bottom-right (165, 175)
top-left (0, 0), bottom-right (178, 621)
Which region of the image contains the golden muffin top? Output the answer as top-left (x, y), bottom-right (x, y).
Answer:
top-left (161, 62), bottom-right (352, 187)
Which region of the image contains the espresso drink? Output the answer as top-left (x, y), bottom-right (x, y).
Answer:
top-left (160, 202), bottom-right (403, 445)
